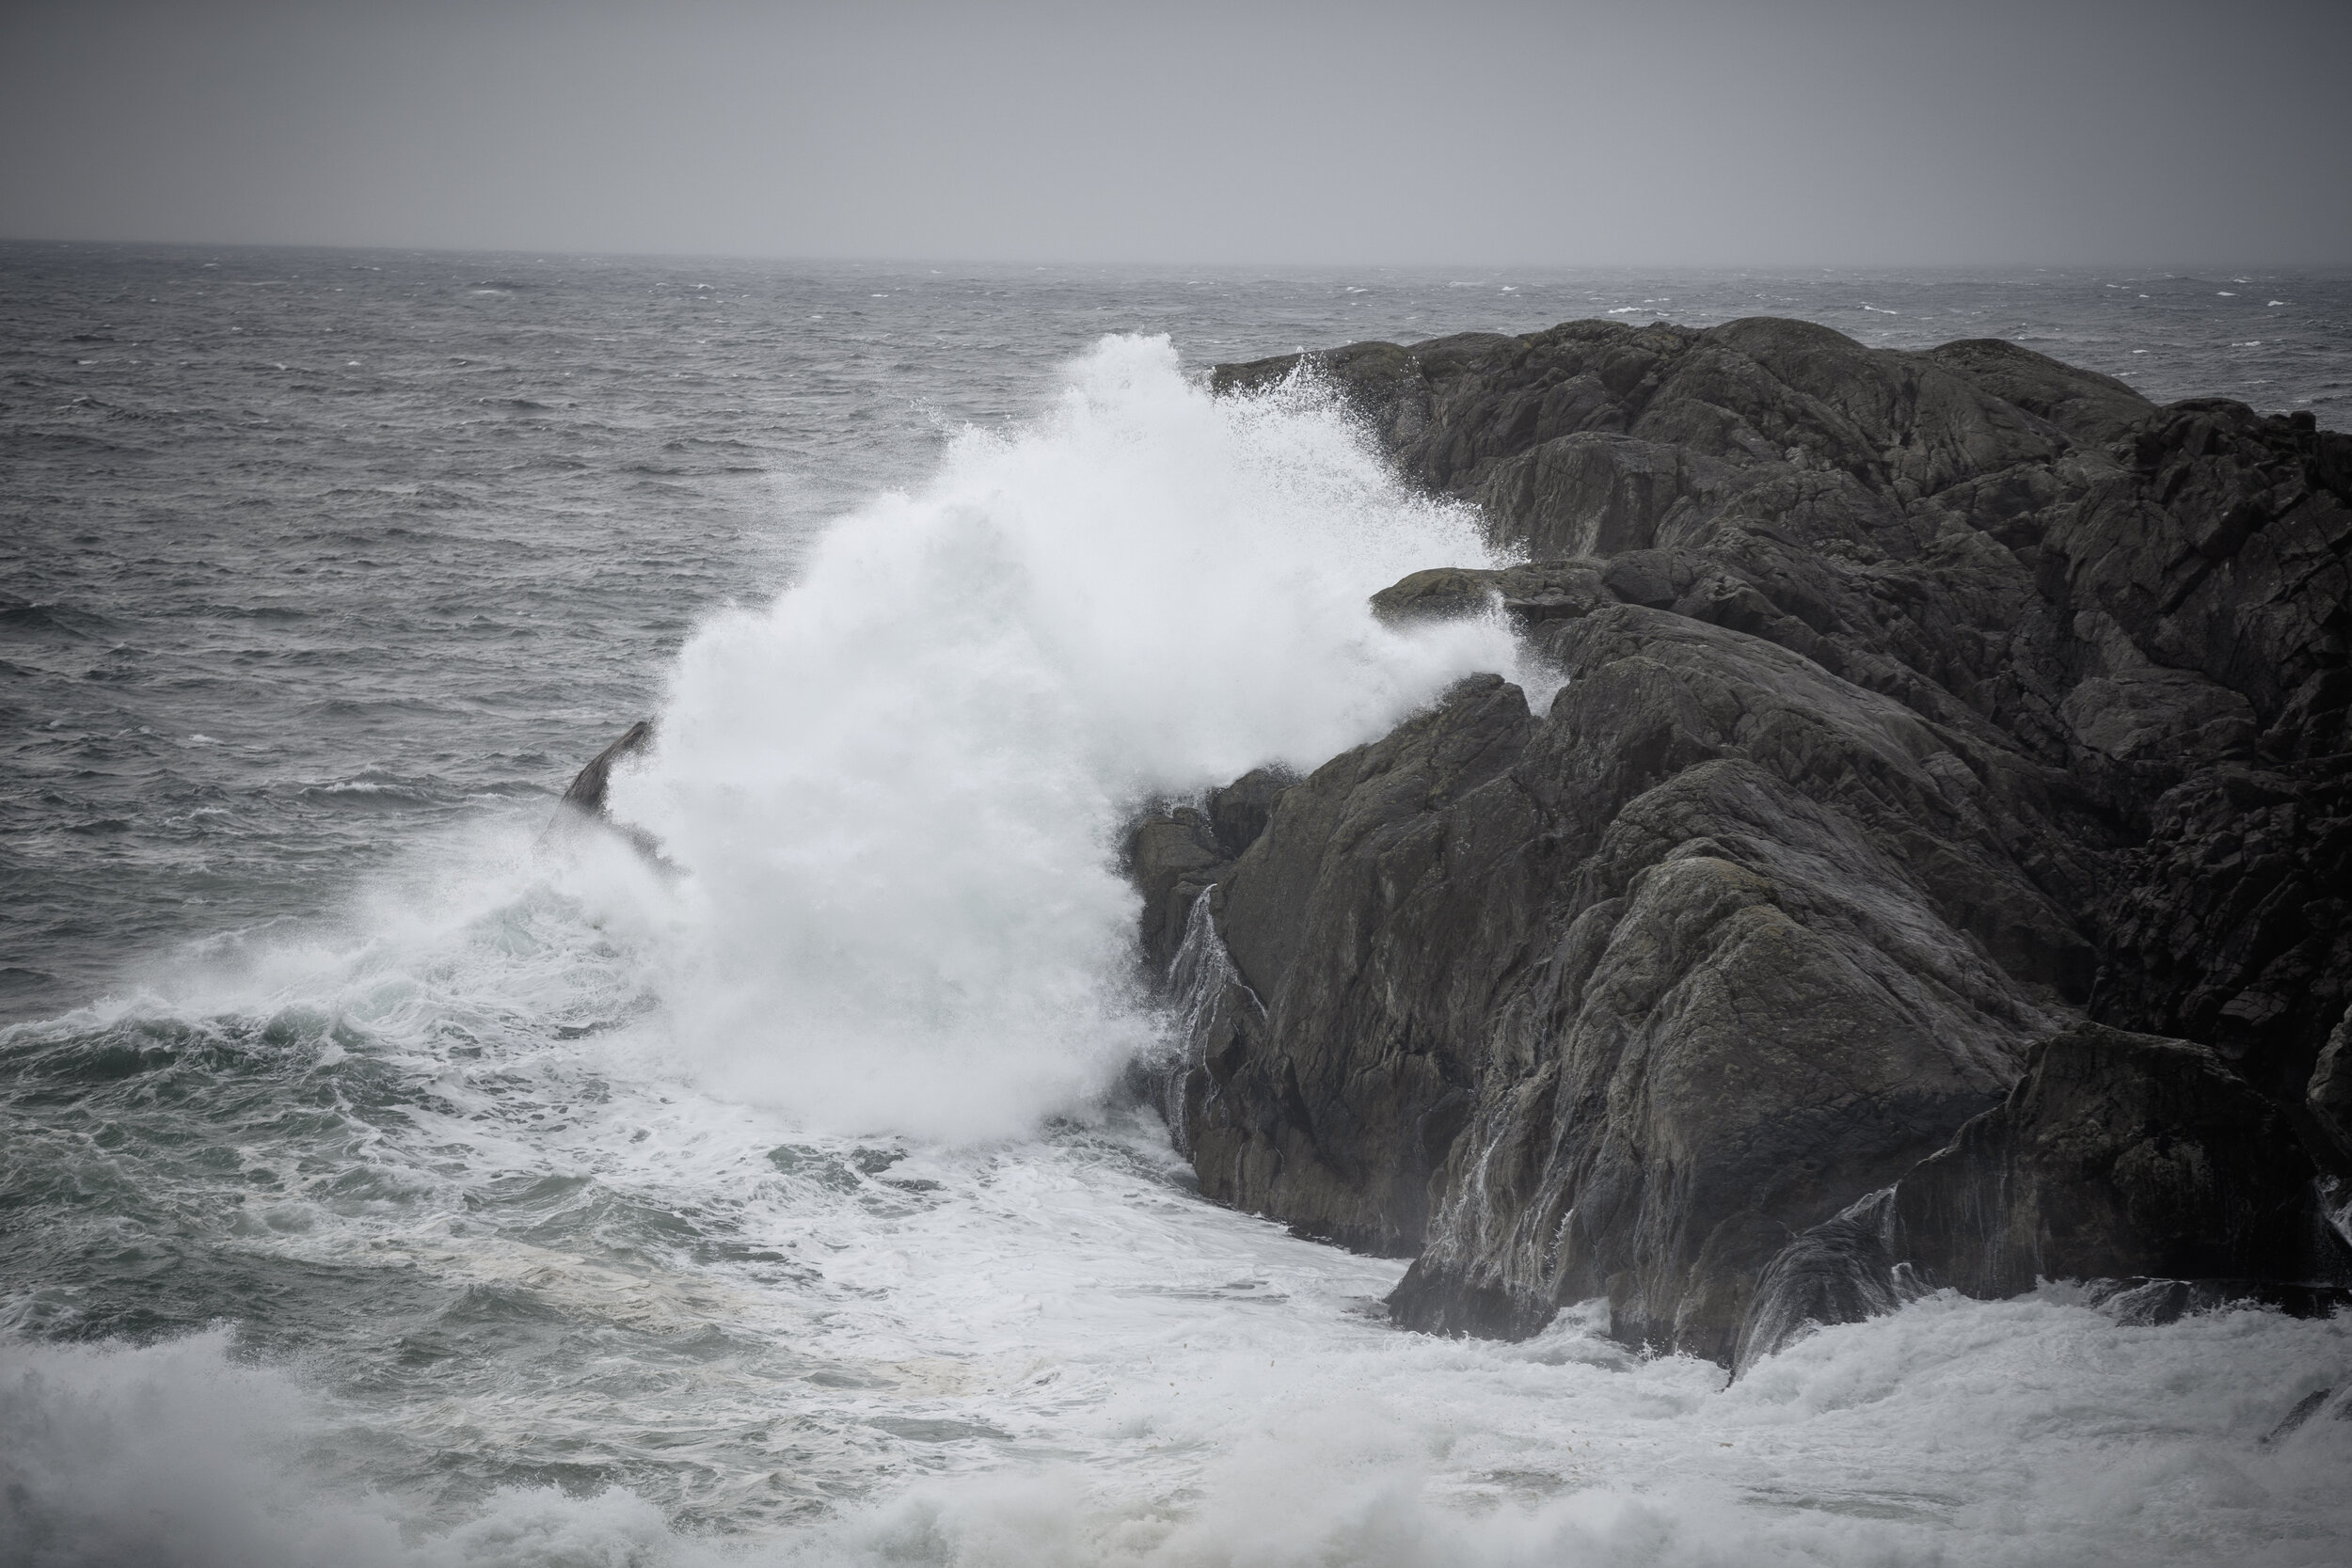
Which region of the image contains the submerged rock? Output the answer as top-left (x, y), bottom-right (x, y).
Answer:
top-left (1140, 315), bottom-right (2352, 1366)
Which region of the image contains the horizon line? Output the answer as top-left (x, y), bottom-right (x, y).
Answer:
top-left (5, 235), bottom-right (2350, 277)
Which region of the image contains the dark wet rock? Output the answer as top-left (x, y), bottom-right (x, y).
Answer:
top-left (1369, 561), bottom-right (1613, 628)
top-left (1125, 806), bottom-right (1229, 979)
top-left (2268, 1387), bottom-right (2335, 1441)
top-left (1369, 566), bottom-right (1502, 625)
top-left (2312, 1006), bottom-right (2352, 1162)
top-left (1184, 674), bottom-right (1541, 1258)
top-left (1206, 767), bottom-right (1293, 863)
top-left (1731, 1199), bottom-right (1915, 1373)
top-left (2093, 761), bottom-right (2352, 1113)
top-left (1139, 316), bottom-right (2352, 1366)
top-left (1884, 1023), bottom-right (2346, 1297)
top-left (1733, 1023), bottom-right (2352, 1372)
top-left (559, 720), bottom-right (654, 817)
top-left (1156, 610), bottom-right (2074, 1354)
top-left (2262, 1386), bottom-right (2352, 1444)
top-left (1125, 768), bottom-right (1296, 979)
top-left (2086, 1277), bottom-right (2352, 1327)
top-left (1918, 339), bottom-right (2153, 447)
top-left (546, 720), bottom-right (665, 863)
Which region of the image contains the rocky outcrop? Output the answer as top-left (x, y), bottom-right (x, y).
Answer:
top-left (1141, 317), bottom-right (2352, 1366)
top-left (1733, 1022), bottom-right (2352, 1373)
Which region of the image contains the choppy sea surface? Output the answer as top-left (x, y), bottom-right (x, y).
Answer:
top-left (5, 245), bottom-right (2350, 1568)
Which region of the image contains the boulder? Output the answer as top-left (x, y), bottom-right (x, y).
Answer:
top-left (1368, 560), bottom-right (1614, 628)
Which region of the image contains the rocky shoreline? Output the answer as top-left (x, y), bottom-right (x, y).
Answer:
top-left (1130, 316), bottom-right (2352, 1368)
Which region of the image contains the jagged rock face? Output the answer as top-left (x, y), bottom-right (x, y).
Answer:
top-left (1369, 561), bottom-right (1613, 627)
top-left (1125, 767), bottom-right (1293, 978)
top-left (1189, 676), bottom-right (1547, 1258)
top-left (1186, 610), bottom-right (2077, 1356)
top-left (1152, 317), bottom-right (2352, 1365)
top-left (2097, 763), bottom-right (2352, 1109)
top-left (1732, 1023), bottom-right (2352, 1375)
top-left (1885, 1023), bottom-right (2344, 1293)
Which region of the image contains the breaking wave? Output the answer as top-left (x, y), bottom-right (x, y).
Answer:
top-left (604, 335), bottom-right (1525, 1139)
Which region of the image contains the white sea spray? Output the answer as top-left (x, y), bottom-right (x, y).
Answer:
top-left (603, 334), bottom-right (1523, 1140)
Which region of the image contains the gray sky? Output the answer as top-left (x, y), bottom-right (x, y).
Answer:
top-left (3, 0), bottom-right (2345, 265)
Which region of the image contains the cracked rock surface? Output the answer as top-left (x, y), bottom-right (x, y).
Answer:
top-left (1132, 317), bottom-right (2352, 1364)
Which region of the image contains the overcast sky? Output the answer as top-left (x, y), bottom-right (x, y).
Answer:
top-left (3, 0), bottom-right (2345, 266)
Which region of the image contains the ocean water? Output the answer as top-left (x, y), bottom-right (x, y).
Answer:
top-left (4, 244), bottom-right (2351, 1567)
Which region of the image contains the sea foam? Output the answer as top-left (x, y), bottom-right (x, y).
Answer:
top-left (8, 1275), bottom-right (2349, 1568)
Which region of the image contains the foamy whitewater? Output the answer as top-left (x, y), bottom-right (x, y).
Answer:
top-left (6, 250), bottom-right (2351, 1568)
top-left (610, 337), bottom-right (1523, 1139)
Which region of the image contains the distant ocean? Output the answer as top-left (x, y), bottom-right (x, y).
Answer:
top-left (6, 244), bottom-right (2349, 1567)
